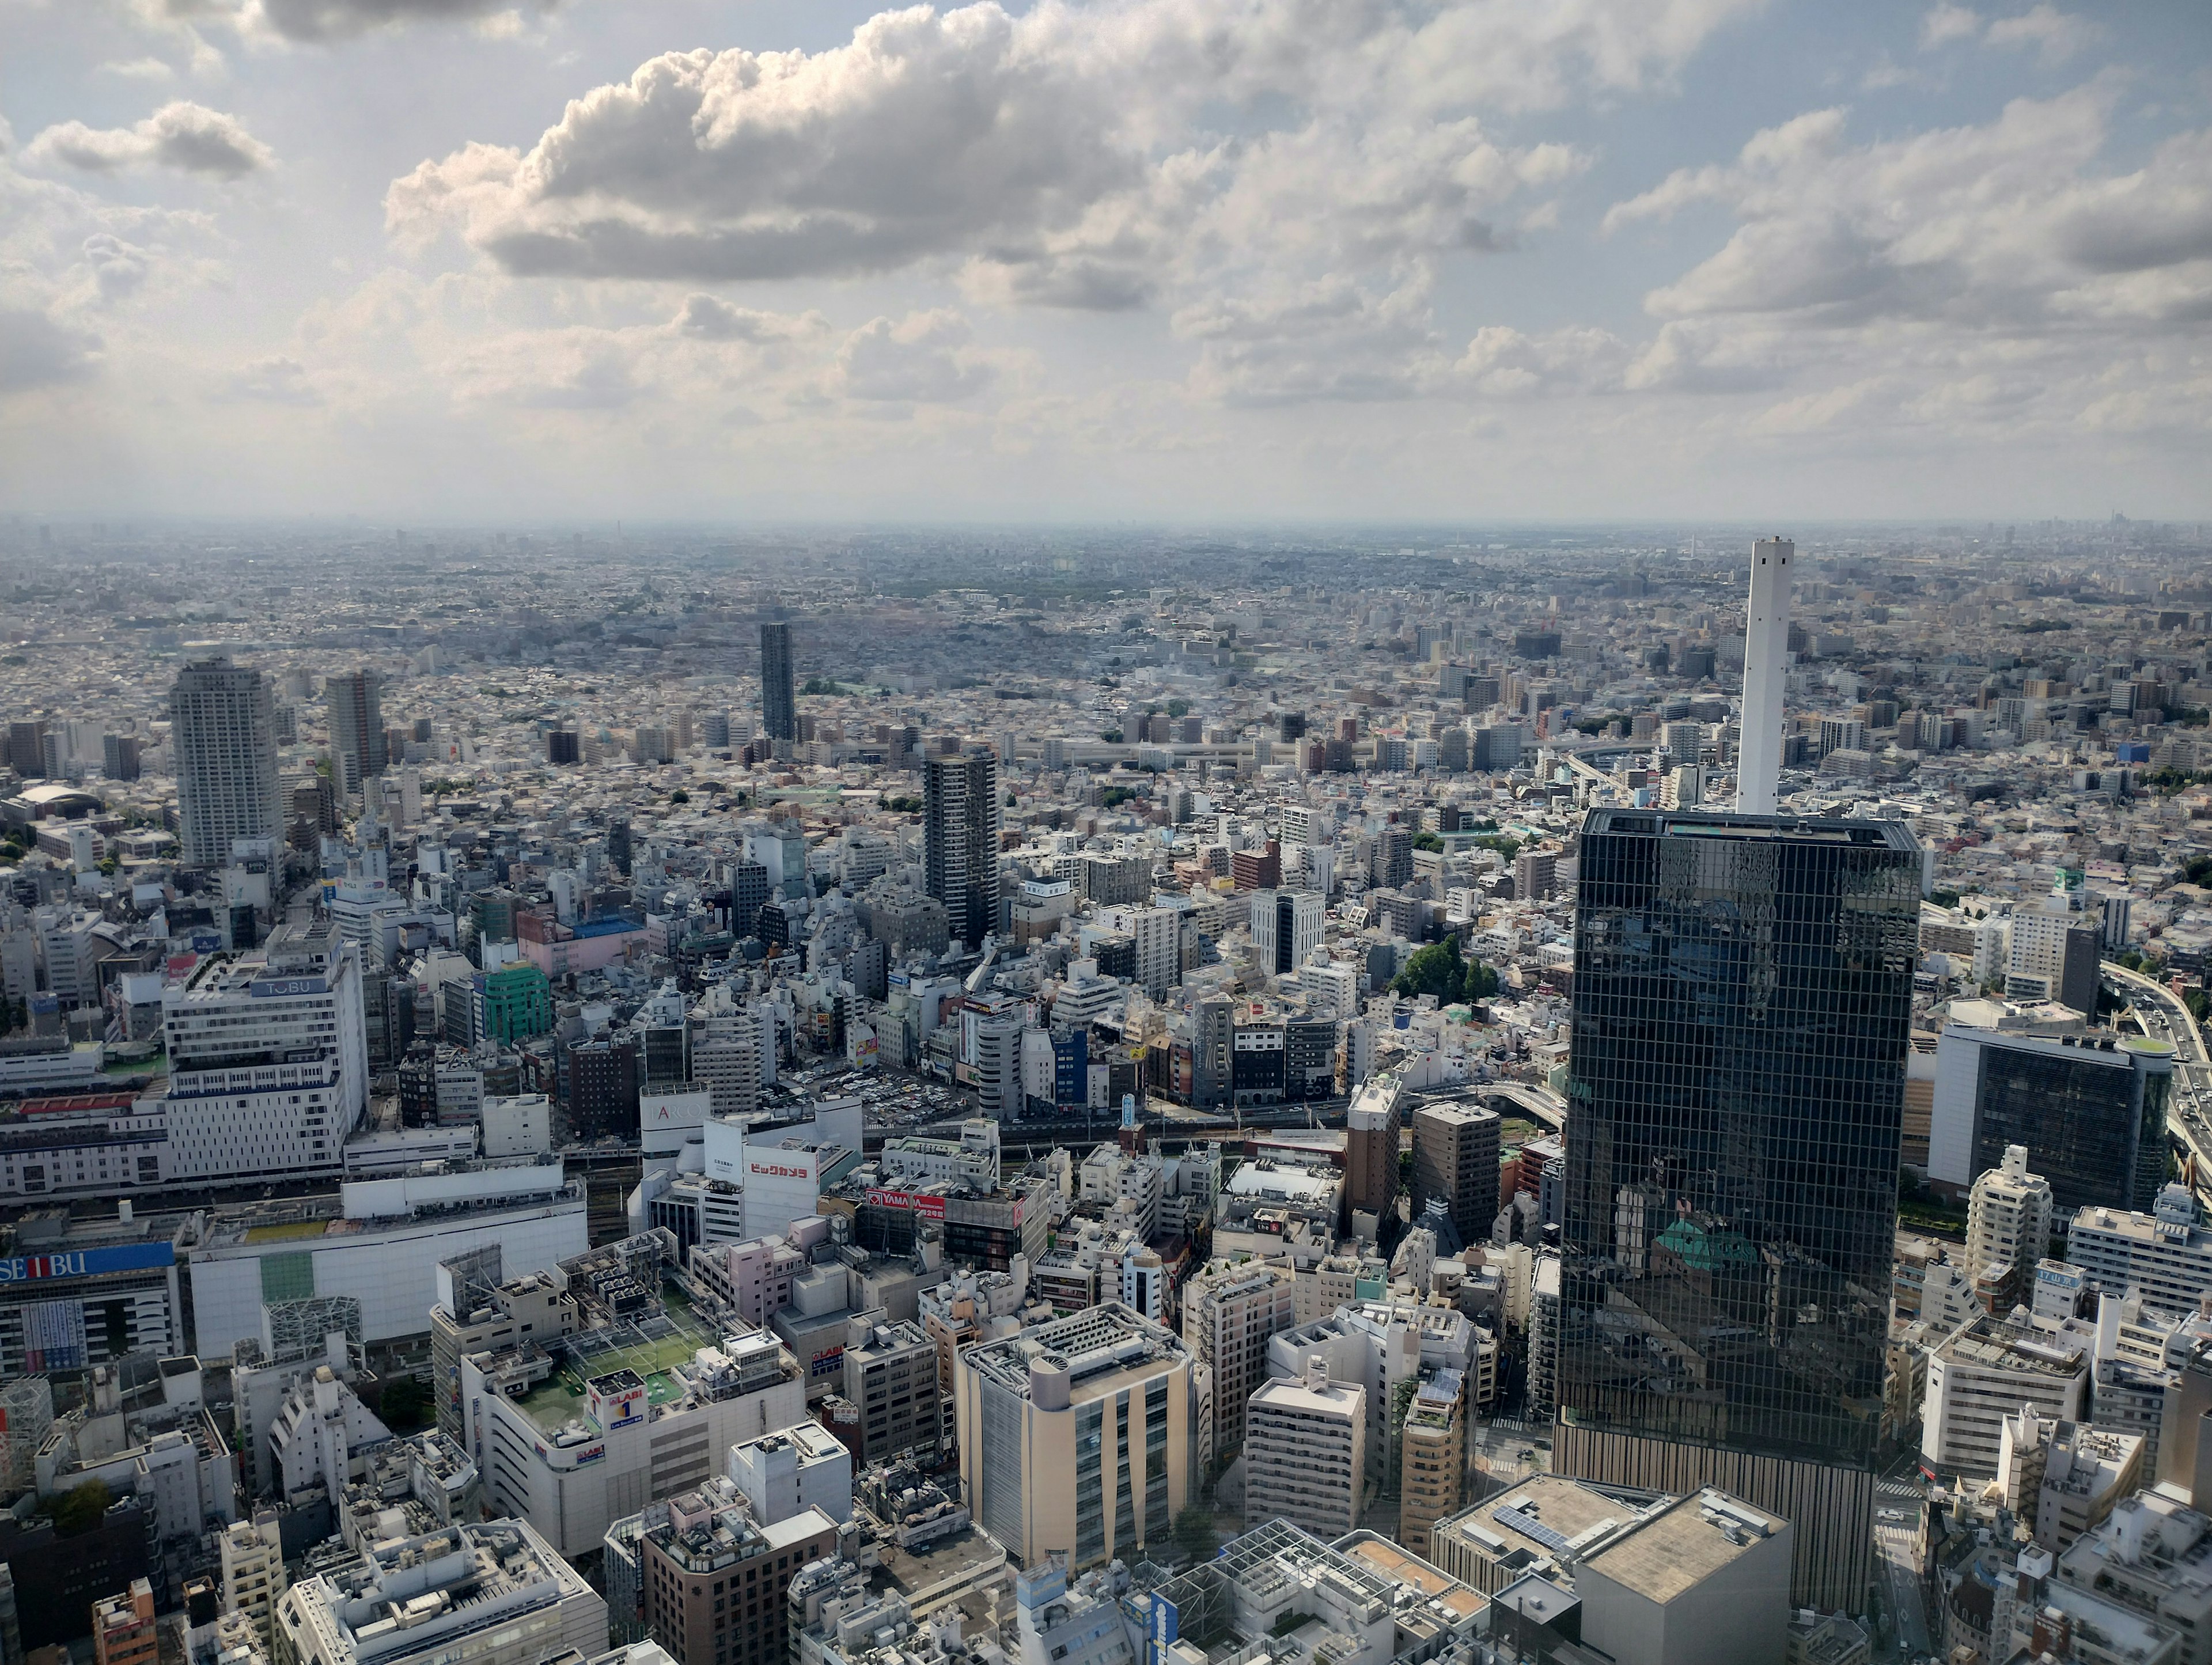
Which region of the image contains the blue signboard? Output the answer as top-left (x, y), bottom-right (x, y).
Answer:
top-left (0, 1241), bottom-right (176, 1283)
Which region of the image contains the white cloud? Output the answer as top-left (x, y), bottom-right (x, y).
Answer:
top-left (1920, 3), bottom-right (2098, 66)
top-left (29, 101), bottom-right (273, 178)
top-left (1609, 82), bottom-right (2212, 331)
top-left (385, 0), bottom-right (1735, 305)
top-left (1983, 4), bottom-right (2098, 66)
top-left (96, 57), bottom-right (180, 81)
top-left (1919, 5), bottom-right (1982, 50)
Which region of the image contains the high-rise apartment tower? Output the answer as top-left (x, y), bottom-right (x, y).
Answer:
top-left (171, 657), bottom-right (282, 867)
top-left (924, 751), bottom-right (999, 951)
top-left (325, 669), bottom-right (388, 797)
top-left (760, 621), bottom-right (796, 743)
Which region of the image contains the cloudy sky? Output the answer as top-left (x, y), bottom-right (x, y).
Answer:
top-left (2, 0), bottom-right (2208, 522)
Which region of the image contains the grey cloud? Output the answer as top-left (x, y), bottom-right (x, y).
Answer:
top-left (82, 234), bottom-right (152, 304)
top-left (0, 308), bottom-right (101, 392)
top-left (31, 102), bottom-right (273, 179)
top-left (836, 313), bottom-right (995, 404)
top-left (249, 0), bottom-right (552, 42)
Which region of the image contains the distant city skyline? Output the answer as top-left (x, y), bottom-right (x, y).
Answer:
top-left (2, 2), bottom-right (2208, 521)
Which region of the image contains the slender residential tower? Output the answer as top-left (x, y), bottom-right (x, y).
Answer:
top-left (760, 621), bottom-right (796, 743)
top-left (171, 657), bottom-right (282, 867)
top-left (1734, 537), bottom-right (1793, 814)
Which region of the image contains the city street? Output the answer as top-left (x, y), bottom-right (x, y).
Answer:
top-left (2103, 958), bottom-right (2212, 1200)
top-left (1874, 1467), bottom-right (1931, 1663)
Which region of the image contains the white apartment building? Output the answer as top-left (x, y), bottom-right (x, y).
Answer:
top-left (1249, 889), bottom-right (1325, 975)
top-left (727, 1421), bottom-right (851, 1526)
top-left (218, 1512), bottom-right (286, 1649)
top-left (1078, 1143), bottom-right (1165, 1241)
top-left (1968, 1144), bottom-right (2055, 1287)
top-left (171, 657), bottom-right (283, 868)
top-left (1244, 1360), bottom-right (1366, 1537)
top-left (161, 922), bottom-right (369, 1182)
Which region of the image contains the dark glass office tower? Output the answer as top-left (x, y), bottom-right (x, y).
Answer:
top-left (1554, 807), bottom-right (1921, 1612)
top-left (924, 750), bottom-right (999, 951)
top-left (760, 620), bottom-right (796, 742)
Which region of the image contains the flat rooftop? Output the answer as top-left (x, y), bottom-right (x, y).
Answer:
top-left (1582, 807), bottom-right (1922, 851)
top-left (1580, 1489), bottom-right (1787, 1606)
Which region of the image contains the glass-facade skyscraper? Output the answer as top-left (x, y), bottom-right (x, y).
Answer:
top-left (759, 621), bottom-right (796, 742)
top-left (1555, 807), bottom-right (1921, 1610)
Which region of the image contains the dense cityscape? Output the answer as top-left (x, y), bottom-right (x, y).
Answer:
top-left (1, 517), bottom-right (2210, 1665)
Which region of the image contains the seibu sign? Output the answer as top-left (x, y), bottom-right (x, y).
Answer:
top-left (0, 1241), bottom-right (176, 1283)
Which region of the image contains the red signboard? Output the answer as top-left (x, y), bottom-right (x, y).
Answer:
top-left (866, 1187), bottom-right (948, 1219)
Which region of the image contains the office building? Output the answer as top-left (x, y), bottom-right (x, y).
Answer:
top-left (955, 1302), bottom-right (1206, 1571)
top-left (1250, 889), bottom-right (1324, 974)
top-left (1571, 1489), bottom-right (1792, 1665)
top-left (92, 1580), bottom-right (158, 1665)
top-left (1930, 1018), bottom-right (2175, 1213)
top-left (1244, 1359), bottom-right (1365, 1536)
top-left (1346, 1078), bottom-right (1403, 1221)
top-left (2052, 1492), bottom-right (2212, 1664)
top-left (274, 1519), bottom-right (604, 1665)
top-left (630, 1480), bottom-right (838, 1665)
top-left (1412, 1101), bottom-right (1500, 1250)
top-left (325, 670), bottom-right (387, 797)
top-left (1180, 1256), bottom-right (1296, 1467)
top-left (103, 732), bottom-right (141, 781)
top-left (1965, 1144), bottom-right (2055, 1304)
top-left (923, 752), bottom-right (998, 950)
top-left (761, 622), bottom-right (797, 744)
top-left (172, 657), bottom-right (283, 867)
top-left (2069, 1184), bottom-right (2212, 1317)
top-left (1555, 807), bottom-right (1922, 1611)
top-left (161, 921), bottom-right (370, 1182)
top-left (840, 1319), bottom-right (941, 1464)
top-left (1734, 537), bottom-right (1792, 815)
top-left (1922, 1312), bottom-right (2089, 1476)
top-left (1998, 1406), bottom-right (2142, 1553)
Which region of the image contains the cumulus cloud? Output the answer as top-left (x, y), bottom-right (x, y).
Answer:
top-left (387, 0), bottom-right (1740, 301)
top-left (836, 312), bottom-right (996, 403)
top-left (0, 308), bottom-right (101, 392)
top-left (1605, 83), bottom-right (2212, 331)
top-left (29, 101), bottom-right (273, 179)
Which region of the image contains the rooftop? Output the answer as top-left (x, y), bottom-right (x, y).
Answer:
top-left (1578, 1489), bottom-right (1787, 1606)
